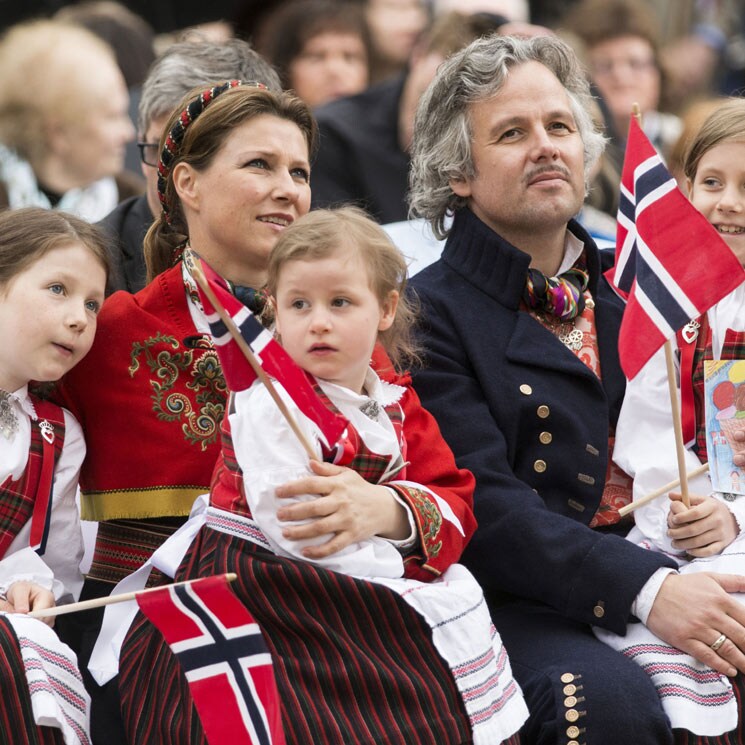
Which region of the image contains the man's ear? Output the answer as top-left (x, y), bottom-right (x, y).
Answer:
top-left (449, 177), bottom-right (472, 198)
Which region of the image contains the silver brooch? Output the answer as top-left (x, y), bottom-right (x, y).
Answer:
top-left (559, 328), bottom-right (584, 351)
top-left (359, 400), bottom-right (381, 420)
top-left (0, 391), bottom-right (18, 440)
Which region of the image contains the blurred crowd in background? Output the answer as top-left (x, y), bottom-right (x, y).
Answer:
top-left (0, 0), bottom-right (742, 246)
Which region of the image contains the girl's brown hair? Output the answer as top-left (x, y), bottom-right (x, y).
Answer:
top-left (144, 84), bottom-right (317, 282)
top-left (683, 98), bottom-right (745, 183)
top-left (267, 206), bottom-right (420, 371)
top-left (0, 207), bottom-right (110, 290)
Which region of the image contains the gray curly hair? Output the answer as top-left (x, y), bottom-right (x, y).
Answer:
top-left (408, 34), bottom-right (606, 239)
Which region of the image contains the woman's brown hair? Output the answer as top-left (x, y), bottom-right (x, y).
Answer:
top-left (144, 84), bottom-right (317, 282)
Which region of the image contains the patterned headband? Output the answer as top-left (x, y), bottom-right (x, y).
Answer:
top-left (157, 79), bottom-right (267, 222)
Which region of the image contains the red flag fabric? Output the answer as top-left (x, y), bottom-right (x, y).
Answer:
top-left (136, 575), bottom-right (285, 745)
top-left (194, 255), bottom-right (347, 452)
top-left (607, 117), bottom-right (745, 379)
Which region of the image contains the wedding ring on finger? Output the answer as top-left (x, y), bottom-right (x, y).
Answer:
top-left (710, 633), bottom-right (728, 652)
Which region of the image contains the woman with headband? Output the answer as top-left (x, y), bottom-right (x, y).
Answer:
top-left (57, 83), bottom-right (504, 744)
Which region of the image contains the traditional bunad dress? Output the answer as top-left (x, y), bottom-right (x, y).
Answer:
top-left (114, 367), bottom-right (528, 745)
top-left (0, 388), bottom-right (91, 745)
top-left (602, 283), bottom-right (745, 738)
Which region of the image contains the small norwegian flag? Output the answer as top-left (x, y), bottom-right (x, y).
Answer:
top-left (607, 117), bottom-right (745, 380)
top-left (194, 255), bottom-right (347, 452)
top-left (136, 575), bottom-right (285, 745)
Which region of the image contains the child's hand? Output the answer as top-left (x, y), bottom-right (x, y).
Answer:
top-left (5, 582), bottom-right (56, 626)
top-left (667, 492), bottom-right (738, 557)
top-left (733, 430), bottom-right (745, 468)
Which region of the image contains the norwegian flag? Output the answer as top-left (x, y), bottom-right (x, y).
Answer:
top-left (607, 117), bottom-right (745, 379)
top-left (195, 255), bottom-right (347, 452)
top-left (136, 575), bottom-right (285, 745)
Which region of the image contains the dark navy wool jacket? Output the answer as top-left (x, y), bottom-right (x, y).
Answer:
top-left (411, 207), bottom-right (675, 635)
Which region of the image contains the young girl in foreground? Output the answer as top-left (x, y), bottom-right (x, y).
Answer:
top-left (223, 206), bottom-right (526, 743)
top-left (603, 99), bottom-right (745, 739)
top-left (0, 206), bottom-right (108, 744)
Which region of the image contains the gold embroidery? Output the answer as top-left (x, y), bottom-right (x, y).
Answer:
top-left (407, 487), bottom-right (443, 558)
top-left (129, 333), bottom-right (227, 450)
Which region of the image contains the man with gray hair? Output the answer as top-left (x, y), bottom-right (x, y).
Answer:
top-left (100, 37), bottom-right (280, 293)
top-left (410, 33), bottom-right (745, 742)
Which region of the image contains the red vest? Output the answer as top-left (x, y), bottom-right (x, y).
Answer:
top-left (55, 265), bottom-right (226, 521)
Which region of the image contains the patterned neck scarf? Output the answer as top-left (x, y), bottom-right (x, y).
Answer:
top-left (522, 256), bottom-right (589, 322)
top-left (231, 284), bottom-right (267, 315)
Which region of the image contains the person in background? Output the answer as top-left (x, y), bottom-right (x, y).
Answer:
top-left (256, 0), bottom-right (371, 109)
top-left (0, 19), bottom-right (136, 222)
top-left (98, 37), bottom-right (281, 293)
top-left (54, 0), bottom-right (157, 179)
top-left (362, 0), bottom-right (429, 83)
top-left (310, 11), bottom-right (505, 224)
top-left (560, 0), bottom-right (682, 166)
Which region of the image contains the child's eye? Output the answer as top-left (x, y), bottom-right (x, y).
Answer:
top-left (49, 283), bottom-right (65, 295)
top-left (331, 297), bottom-right (350, 308)
top-left (291, 299), bottom-right (309, 310)
top-left (85, 300), bottom-right (101, 314)
top-left (702, 177), bottom-right (721, 188)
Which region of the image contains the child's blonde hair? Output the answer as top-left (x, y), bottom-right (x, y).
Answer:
top-left (267, 206), bottom-right (420, 370)
top-left (683, 98), bottom-right (745, 182)
top-left (0, 207), bottom-right (110, 290)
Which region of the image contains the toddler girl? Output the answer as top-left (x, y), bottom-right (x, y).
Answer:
top-left (207, 206), bottom-right (528, 743)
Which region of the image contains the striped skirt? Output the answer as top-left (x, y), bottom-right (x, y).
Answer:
top-left (119, 525), bottom-right (521, 744)
top-left (0, 617), bottom-right (64, 745)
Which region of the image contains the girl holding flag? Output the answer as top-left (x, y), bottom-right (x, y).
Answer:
top-left (603, 98), bottom-right (745, 739)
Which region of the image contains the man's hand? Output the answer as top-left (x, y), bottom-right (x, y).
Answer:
top-left (646, 572), bottom-right (745, 676)
top-left (667, 492), bottom-right (738, 556)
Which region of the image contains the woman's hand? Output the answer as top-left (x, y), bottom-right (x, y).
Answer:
top-left (275, 460), bottom-right (411, 559)
top-left (4, 581), bottom-right (56, 626)
top-left (667, 492), bottom-right (739, 557)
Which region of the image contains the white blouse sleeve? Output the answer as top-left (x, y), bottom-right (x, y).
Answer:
top-left (614, 345), bottom-right (711, 554)
top-left (231, 383), bottom-right (404, 578)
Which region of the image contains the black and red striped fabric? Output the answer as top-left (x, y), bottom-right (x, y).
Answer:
top-left (119, 526), bottom-right (500, 744)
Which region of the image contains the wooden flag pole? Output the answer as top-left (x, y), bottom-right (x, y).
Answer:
top-left (190, 262), bottom-right (317, 461)
top-left (26, 573), bottom-right (238, 620)
top-left (630, 102), bottom-right (690, 508)
top-left (618, 462), bottom-right (708, 517)
top-left (663, 340), bottom-right (691, 507)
